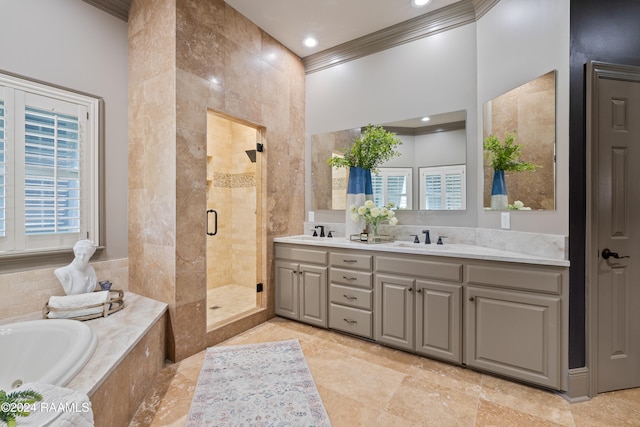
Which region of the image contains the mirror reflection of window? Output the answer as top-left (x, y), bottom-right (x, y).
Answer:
top-left (419, 165), bottom-right (466, 210)
top-left (372, 167), bottom-right (412, 209)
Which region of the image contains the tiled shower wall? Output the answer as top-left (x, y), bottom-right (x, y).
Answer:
top-left (206, 114), bottom-right (257, 291)
top-left (128, 0), bottom-right (305, 361)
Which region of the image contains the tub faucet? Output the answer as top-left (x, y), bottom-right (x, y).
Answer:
top-left (315, 225), bottom-right (325, 237)
top-left (422, 229), bottom-right (431, 244)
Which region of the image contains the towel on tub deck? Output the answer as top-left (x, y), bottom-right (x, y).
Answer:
top-left (47, 291), bottom-right (109, 319)
top-left (12, 382), bottom-right (94, 426)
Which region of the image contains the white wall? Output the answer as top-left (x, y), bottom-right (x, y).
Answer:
top-left (306, 23), bottom-right (479, 227)
top-left (306, 0), bottom-right (570, 235)
top-left (0, 0), bottom-right (129, 257)
top-left (477, 0), bottom-right (569, 234)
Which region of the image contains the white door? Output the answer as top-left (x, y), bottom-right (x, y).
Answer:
top-left (592, 63), bottom-right (640, 392)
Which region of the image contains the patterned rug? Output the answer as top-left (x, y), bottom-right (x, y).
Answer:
top-left (186, 339), bottom-right (332, 426)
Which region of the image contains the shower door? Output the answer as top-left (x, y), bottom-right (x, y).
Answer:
top-left (205, 111), bottom-right (263, 330)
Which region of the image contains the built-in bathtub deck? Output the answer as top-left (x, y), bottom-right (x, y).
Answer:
top-left (68, 292), bottom-right (167, 395)
top-left (1, 293), bottom-right (167, 395)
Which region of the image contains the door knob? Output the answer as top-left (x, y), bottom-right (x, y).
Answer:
top-left (601, 248), bottom-right (630, 260)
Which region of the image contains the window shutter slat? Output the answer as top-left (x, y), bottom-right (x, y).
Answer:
top-left (24, 106), bottom-right (80, 235)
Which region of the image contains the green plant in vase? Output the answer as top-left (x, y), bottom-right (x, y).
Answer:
top-left (328, 124), bottom-right (403, 239)
top-left (327, 124), bottom-right (402, 173)
top-left (484, 132), bottom-right (537, 210)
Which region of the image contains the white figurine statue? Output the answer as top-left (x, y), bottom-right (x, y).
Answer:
top-left (54, 239), bottom-right (98, 295)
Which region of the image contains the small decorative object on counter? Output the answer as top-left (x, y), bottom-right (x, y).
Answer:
top-left (54, 239), bottom-right (98, 295)
top-left (43, 289), bottom-right (125, 321)
top-left (99, 280), bottom-right (112, 291)
top-left (349, 200), bottom-right (398, 243)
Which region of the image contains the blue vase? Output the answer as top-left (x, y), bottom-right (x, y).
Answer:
top-left (345, 166), bottom-right (373, 239)
top-left (491, 169), bottom-right (508, 210)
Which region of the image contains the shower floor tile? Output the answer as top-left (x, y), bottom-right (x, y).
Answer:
top-left (206, 284), bottom-right (257, 330)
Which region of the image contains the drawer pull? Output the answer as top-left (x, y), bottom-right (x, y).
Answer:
top-left (343, 259), bottom-right (358, 263)
top-left (343, 318), bottom-right (358, 325)
top-left (342, 276), bottom-right (357, 281)
top-left (343, 294), bottom-right (357, 301)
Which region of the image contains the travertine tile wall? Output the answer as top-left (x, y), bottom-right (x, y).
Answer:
top-left (0, 259), bottom-right (129, 320)
top-left (128, 0), bottom-right (305, 361)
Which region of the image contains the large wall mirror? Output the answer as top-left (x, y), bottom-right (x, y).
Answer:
top-left (482, 70), bottom-right (556, 210)
top-left (311, 110), bottom-right (467, 211)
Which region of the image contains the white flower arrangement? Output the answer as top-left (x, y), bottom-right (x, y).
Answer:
top-left (507, 200), bottom-right (532, 210)
top-left (349, 200), bottom-right (399, 232)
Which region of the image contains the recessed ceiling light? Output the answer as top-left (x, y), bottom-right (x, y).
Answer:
top-left (411, 0), bottom-right (431, 7)
top-left (303, 37), bottom-right (318, 48)
top-left (421, 117), bottom-right (430, 122)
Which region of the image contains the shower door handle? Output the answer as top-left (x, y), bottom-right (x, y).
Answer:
top-left (206, 209), bottom-right (218, 236)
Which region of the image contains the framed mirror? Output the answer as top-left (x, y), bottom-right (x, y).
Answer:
top-left (482, 70), bottom-right (556, 210)
top-left (311, 110), bottom-right (467, 211)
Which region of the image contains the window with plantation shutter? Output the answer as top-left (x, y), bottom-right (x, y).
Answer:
top-left (372, 167), bottom-right (412, 209)
top-left (419, 165), bottom-right (466, 210)
top-left (0, 72), bottom-right (100, 256)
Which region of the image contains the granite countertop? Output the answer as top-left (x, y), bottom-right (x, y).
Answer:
top-left (274, 235), bottom-right (570, 267)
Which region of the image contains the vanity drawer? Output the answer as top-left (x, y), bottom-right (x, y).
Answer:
top-left (329, 303), bottom-right (373, 339)
top-left (330, 252), bottom-right (373, 271)
top-left (330, 284), bottom-right (373, 310)
top-left (467, 263), bottom-right (564, 295)
top-left (376, 256), bottom-right (463, 283)
top-left (330, 268), bottom-right (372, 289)
top-left (275, 244), bottom-right (328, 265)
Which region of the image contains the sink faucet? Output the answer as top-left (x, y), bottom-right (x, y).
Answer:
top-left (314, 225), bottom-right (325, 237)
top-left (437, 235), bottom-right (447, 245)
top-left (422, 229), bottom-right (431, 244)
top-left (411, 234), bottom-right (420, 243)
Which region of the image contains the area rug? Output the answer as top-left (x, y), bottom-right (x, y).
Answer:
top-left (186, 339), bottom-right (332, 426)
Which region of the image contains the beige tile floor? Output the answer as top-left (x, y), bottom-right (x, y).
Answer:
top-left (206, 284), bottom-right (257, 330)
top-left (130, 318), bottom-right (640, 426)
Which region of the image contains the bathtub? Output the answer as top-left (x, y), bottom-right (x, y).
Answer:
top-left (0, 319), bottom-right (97, 390)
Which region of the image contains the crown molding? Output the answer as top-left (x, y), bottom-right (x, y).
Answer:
top-left (303, 0), bottom-right (500, 74)
top-left (82, 0), bottom-right (130, 22)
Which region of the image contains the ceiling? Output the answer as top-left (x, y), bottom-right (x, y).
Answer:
top-left (83, 0), bottom-right (473, 56)
top-left (223, 0), bottom-right (461, 57)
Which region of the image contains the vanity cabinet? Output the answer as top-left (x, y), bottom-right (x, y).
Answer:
top-left (375, 255), bottom-right (463, 363)
top-left (465, 263), bottom-right (566, 389)
top-left (328, 251), bottom-right (374, 338)
top-left (274, 245), bottom-right (328, 328)
top-left (273, 240), bottom-right (569, 391)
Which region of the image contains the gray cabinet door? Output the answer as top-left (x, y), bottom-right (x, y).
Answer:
top-left (275, 260), bottom-right (299, 320)
top-left (299, 264), bottom-right (328, 328)
top-left (375, 274), bottom-right (414, 351)
top-left (275, 261), bottom-right (300, 320)
top-left (466, 286), bottom-right (561, 389)
top-left (415, 280), bottom-right (462, 363)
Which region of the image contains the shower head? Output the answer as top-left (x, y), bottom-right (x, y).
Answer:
top-left (245, 149), bottom-right (257, 163)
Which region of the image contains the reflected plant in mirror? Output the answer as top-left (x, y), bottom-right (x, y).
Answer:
top-left (311, 110), bottom-right (467, 212)
top-left (483, 70), bottom-right (557, 210)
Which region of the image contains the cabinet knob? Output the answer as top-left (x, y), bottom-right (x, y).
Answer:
top-left (416, 288), bottom-right (422, 293)
top-left (408, 288), bottom-right (413, 292)
top-left (469, 297), bottom-right (475, 302)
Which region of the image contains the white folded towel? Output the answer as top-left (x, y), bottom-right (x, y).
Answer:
top-left (10, 382), bottom-right (94, 426)
top-left (47, 291), bottom-right (110, 319)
